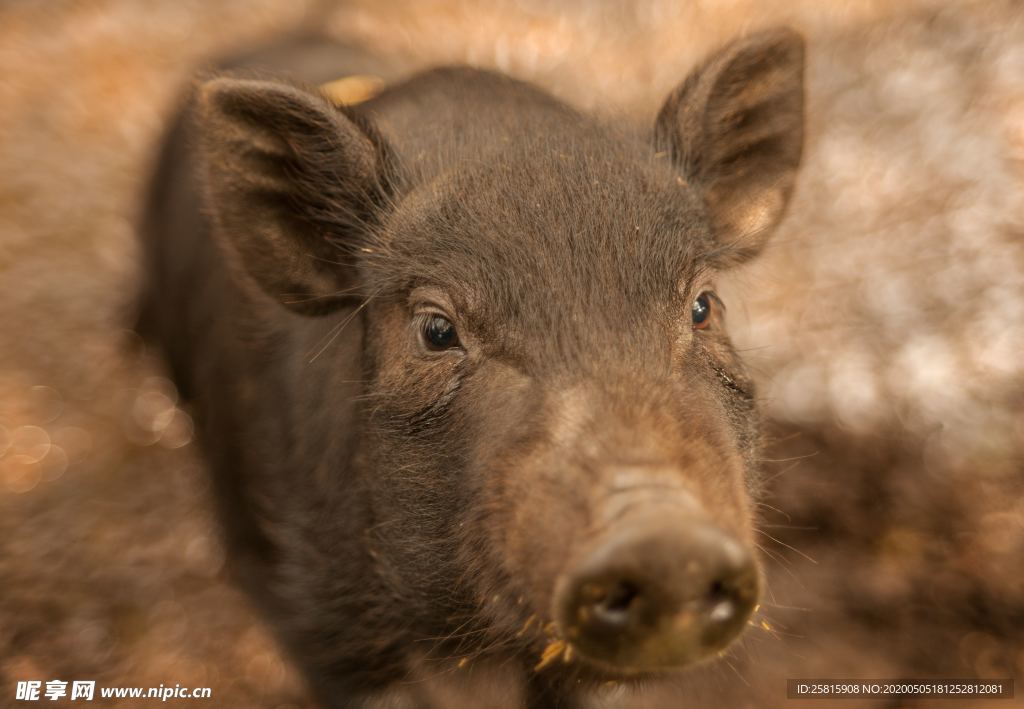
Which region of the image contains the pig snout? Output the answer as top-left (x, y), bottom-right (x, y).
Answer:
top-left (552, 494), bottom-right (759, 672)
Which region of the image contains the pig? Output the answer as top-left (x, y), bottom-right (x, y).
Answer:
top-left (136, 27), bottom-right (804, 709)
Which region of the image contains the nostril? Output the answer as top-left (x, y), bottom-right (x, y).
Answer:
top-left (708, 579), bottom-right (727, 601)
top-left (706, 579), bottom-right (737, 624)
top-left (590, 580), bottom-right (639, 627)
top-left (696, 560), bottom-right (759, 652)
top-left (577, 579), bottom-right (643, 631)
top-left (556, 522), bottom-right (760, 671)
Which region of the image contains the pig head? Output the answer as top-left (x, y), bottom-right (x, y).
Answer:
top-left (148, 26), bottom-right (804, 707)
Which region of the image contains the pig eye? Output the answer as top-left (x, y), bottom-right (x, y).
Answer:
top-left (422, 314), bottom-right (461, 351)
top-left (692, 292), bottom-right (713, 329)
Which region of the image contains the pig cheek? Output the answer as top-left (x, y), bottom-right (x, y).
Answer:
top-left (460, 373), bottom-right (580, 631)
top-left (366, 303), bottom-right (459, 417)
top-left (507, 461), bottom-right (583, 613)
top-left (695, 449), bottom-right (759, 548)
top-left (486, 440), bottom-right (591, 633)
top-left (675, 397), bottom-right (760, 548)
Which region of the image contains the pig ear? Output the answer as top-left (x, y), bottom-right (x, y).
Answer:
top-left (195, 77), bottom-right (392, 314)
top-left (655, 28), bottom-right (805, 265)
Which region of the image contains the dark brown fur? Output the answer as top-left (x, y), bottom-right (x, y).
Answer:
top-left (137, 30), bottom-right (804, 708)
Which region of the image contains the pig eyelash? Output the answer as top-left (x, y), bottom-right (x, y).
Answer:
top-left (691, 289), bottom-right (725, 331)
top-left (712, 362), bottom-right (754, 401)
top-left (708, 291), bottom-right (727, 314)
top-left (412, 307), bottom-right (465, 355)
top-left (405, 375), bottom-right (463, 429)
top-left (692, 292), bottom-right (713, 329)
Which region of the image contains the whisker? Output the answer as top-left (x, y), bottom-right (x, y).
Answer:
top-left (307, 287), bottom-right (382, 363)
top-left (759, 450), bottom-right (819, 464)
top-left (756, 529), bottom-right (818, 565)
top-left (721, 657), bottom-right (751, 687)
top-left (755, 501), bottom-right (792, 523)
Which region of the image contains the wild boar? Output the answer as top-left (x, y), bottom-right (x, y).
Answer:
top-left (136, 27), bottom-right (804, 709)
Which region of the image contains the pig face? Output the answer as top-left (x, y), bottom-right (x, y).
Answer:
top-left (194, 28), bottom-right (804, 680)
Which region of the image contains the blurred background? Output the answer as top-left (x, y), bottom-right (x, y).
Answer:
top-left (0, 0), bottom-right (1021, 706)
